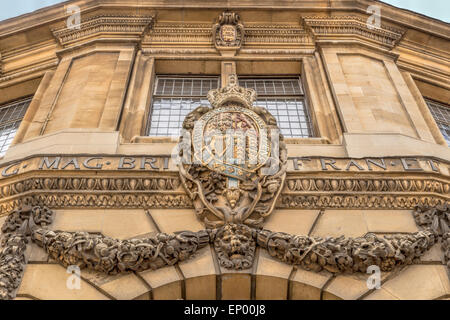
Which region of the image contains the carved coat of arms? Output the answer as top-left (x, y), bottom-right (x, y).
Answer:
top-left (213, 12), bottom-right (244, 48)
top-left (178, 75), bottom-right (287, 231)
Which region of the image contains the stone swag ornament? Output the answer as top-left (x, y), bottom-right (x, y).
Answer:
top-left (0, 77), bottom-right (448, 300)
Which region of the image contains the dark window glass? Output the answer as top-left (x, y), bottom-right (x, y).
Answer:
top-left (0, 97), bottom-right (31, 157)
top-left (239, 78), bottom-right (313, 138)
top-left (426, 99), bottom-right (450, 147)
top-left (148, 77), bottom-right (219, 136)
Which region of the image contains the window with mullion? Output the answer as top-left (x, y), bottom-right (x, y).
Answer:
top-left (0, 97), bottom-right (32, 157)
top-left (239, 77), bottom-right (313, 138)
top-left (148, 76), bottom-right (219, 137)
top-left (425, 99), bottom-right (450, 146)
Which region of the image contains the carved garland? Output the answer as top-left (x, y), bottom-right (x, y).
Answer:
top-left (0, 205), bottom-right (53, 300)
top-left (1, 204), bottom-right (447, 300)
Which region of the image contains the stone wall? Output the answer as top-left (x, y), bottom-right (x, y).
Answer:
top-left (0, 0), bottom-right (449, 300)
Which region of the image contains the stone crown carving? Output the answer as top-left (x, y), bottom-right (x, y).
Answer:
top-left (207, 75), bottom-right (256, 108)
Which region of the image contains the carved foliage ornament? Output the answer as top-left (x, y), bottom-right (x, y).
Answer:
top-left (0, 205), bottom-right (53, 300)
top-left (413, 204), bottom-right (449, 268)
top-left (0, 203), bottom-right (448, 300)
top-left (32, 227), bottom-right (209, 275)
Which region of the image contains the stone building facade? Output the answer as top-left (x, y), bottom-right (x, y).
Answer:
top-left (0, 0), bottom-right (449, 300)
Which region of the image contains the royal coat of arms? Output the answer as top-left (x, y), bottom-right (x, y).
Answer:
top-left (177, 75), bottom-right (288, 230)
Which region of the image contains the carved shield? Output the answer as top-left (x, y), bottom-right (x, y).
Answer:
top-left (178, 78), bottom-right (287, 229)
top-left (220, 25), bottom-right (237, 43)
top-left (192, 105), bottom-right (270, 181)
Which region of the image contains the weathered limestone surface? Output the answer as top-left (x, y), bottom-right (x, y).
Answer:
top-left (263, 210), bottom-right (320, 235)
top-left (51, 209), bottom-right (156, 239)
top-left (255, 250), bottom-right (292, 300)
top-left (310, 210), bottom-right (368, 238)
top-left (364, 265), bottom-right (450, 300)
top-left (178, 246), bottom-right (217, 300)
top-left (290, 268), bottom-right (332, 300)
top-left (17, 264), bottom-right (111, 300)
top-left (149, 209), bottom-right (205, 234)
top-left (0, 0), bottom-right (449, 301)
top-left (139, 266), bottom-right (183, 300)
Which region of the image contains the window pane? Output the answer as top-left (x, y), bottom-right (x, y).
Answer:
top-left (426, 99), bottom-right (450, 146)
top-left (148, 97), bottom-right (211, 136)
top-left (154, 77), bottom-right (219, 97)
top-left (149, 76), bottom-right (313, 138)
top-left (0, 97), bottom-right (31, 157)
top-left (238, 78), bottom-right (312, 138)
top-left (239, 78), bottom-right (304, 96)
top-left (255, 98), bottom-right (313, 138)
top-left (149, 77), bottom-right (219, 137)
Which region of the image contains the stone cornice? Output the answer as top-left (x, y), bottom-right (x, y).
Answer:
top-left (395, 39), bottom-right (450, 88)
top-left (0, 163), bottom-right (448, 214)
top-left (0, 1), bottom-right (447, 39)
top-left (301, 15), bottom-right (405, 50)
top-left (0, 39), bottom-right (59, 85)
top-left (141, 22), bottom-right (314, 49)
top-left (52, 14), bottom-right (155, 48)
top-left (0, 2), bottom-right (447, 85)
top-left (0, 60), bottom-right (58, 87)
